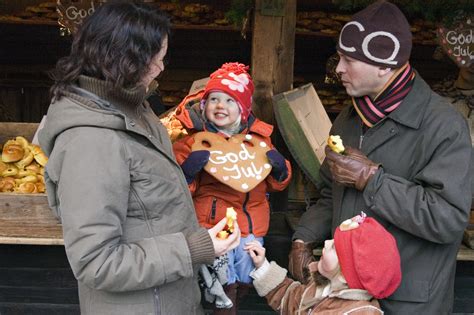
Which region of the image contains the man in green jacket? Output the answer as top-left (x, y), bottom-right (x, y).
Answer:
top-left (289, 1), bottom-right (472, 314)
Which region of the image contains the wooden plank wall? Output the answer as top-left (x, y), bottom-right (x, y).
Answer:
top-left (0, 244), bottom-right (79, 314)
top-left (0, 23), bottom-right (252, 122)
top-left (0, 219), bottom-right (472, 314)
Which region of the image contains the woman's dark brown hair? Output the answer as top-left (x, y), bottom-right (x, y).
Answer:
top-left (51, 0), bottom-right (170, 99)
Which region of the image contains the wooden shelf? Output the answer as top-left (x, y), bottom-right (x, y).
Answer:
top-left (286, 210), bottom-right (474, 262)
top-left (0, 193), bottom-right (63, 246)
top-left (0, 20), bottom-right (438, 46)
top-left (314, 244), bottom-right (474, 262)
top-left (0, 19), bottom-right (57, 26)
top-left (0, 20), bottom-right (238, 30)
top-left (173, 24), bottom-right (238, 32)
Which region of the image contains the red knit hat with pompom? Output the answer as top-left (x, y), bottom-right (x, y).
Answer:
top-left (202, 62), bottom-right (254, 122)
top-left (334, 212), bottom-right (401, 299)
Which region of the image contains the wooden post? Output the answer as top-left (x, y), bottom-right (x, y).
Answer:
top-left (251, 0), bottom-right (296, 125)
top-left (251, 0), bottom-right (296, 213)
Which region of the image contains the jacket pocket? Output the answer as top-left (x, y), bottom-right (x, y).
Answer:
top-left (386, 279), bottom-right (430, 302)
top-left (44, 172), bottom-right (61, 219)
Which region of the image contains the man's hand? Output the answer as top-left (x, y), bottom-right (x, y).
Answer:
top-left (288, 240), bottom-right (316, 283)
top-left (325, 146), bottom-right (380, 191)
top-left (208, 217), bottom-right (241, 257)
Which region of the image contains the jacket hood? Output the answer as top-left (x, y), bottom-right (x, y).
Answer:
top-left (39, 76), bottom-right (151, 156)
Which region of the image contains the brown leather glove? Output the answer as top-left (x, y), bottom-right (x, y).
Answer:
top-left (325, 145), bottom-right (380, 191)
top-left (288, 241), bottom-right (316, 283)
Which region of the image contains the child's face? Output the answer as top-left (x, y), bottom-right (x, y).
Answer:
top-left (318, 239), bottom-right (339, 279)
top-left (204, 91), bottom-right (241, 129)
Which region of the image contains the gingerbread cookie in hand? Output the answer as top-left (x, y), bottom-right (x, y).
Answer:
top-left (217, 207), bottom-right (237, 239)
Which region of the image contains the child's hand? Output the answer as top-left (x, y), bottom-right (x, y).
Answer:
top-left (245, 240), bottom-right (266, 268)
top-left (181, 150), bottom-right (210, 184)
top-left (308, 261), bottom-right (319, 274)
top-left (266, 149), bottom-right (288, 182)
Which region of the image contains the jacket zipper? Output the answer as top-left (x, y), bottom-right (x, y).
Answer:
top-left (210, 198), bottom-right (217, 222)
top-left (359, 120), bottom-right (365, 149)
top-left (242, 193), bottom-right (252, 233)
top-left (359, 135), bottom-right (364, 149)
top-left (154, 287), bottom-right (161, 315)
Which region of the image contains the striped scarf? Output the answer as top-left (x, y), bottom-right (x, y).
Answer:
top-left (353, 63), bottom-right (416, 128)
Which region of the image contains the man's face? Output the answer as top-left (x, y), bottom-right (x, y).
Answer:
top-left (336, 52), bottom-right (386, 99)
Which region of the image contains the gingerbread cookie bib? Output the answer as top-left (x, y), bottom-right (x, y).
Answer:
top-left (191, 131), bottom-right (272, 192)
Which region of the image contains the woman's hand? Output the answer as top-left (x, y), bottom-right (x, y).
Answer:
top-left (208, 217), bottom-right (241, 257)
top-left (245, 240), bottom-right (266, 268)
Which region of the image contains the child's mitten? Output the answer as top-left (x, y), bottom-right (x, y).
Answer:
top-left (266, 149), bottom-right (288, 182)
top-left (181, 150), bottom-right (210, 183)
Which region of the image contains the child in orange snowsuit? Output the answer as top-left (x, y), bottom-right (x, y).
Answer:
top-left (173, 62), bottom-right (292, 314)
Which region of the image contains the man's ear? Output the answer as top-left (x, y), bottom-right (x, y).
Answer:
top-left (379, 67), bottom-right (393, 77)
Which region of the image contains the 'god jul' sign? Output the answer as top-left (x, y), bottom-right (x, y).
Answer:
top-left (191, 132), bottom-right (272, 192)
top-left (57, 1), bottom-right (98, 34)
top-left (437, 16), bottom-right (474, 68)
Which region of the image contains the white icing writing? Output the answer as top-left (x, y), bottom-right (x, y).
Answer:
top-left (209, 143), bottom-right (263, 180)
top-left (65, 2), bottom-right (96, 25)
top-left (446, 29), bottom-right (474, 60)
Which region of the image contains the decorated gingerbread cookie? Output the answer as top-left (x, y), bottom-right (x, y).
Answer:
top-left (437, 15), bottom-right (473, 68)
top-left (191, 131), bottom-right (272, 192)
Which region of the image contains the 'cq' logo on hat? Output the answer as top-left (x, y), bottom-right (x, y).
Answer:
top-left (339, 21), bottom-right (401, 66)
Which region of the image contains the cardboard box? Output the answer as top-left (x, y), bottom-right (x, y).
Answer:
top-left (273, 83), bottom-right (332, 187)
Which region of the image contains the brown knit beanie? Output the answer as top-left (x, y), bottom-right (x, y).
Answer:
top-left (336, 0), bottom-right (412, 68)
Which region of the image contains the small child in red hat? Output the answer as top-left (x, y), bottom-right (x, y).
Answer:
top-left (245, 212), bottom-right (401, 314)
top-left (173, 62), bottom-right (292, 314)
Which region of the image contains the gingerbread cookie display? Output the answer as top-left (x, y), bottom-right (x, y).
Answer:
top-left (191, 131), bottom-right (272, 193)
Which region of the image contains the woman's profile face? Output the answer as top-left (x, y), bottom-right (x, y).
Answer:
top-left (142, 36), bottom-right (168, 88)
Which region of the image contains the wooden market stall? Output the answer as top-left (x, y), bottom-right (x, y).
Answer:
top-left (0, 0), bottom-right (473, 314)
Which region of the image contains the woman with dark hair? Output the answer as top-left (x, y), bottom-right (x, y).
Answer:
top-left (39, 1), bottom-right (240, 314)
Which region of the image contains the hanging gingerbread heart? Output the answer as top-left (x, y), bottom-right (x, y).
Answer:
top-left (191, 131), bottom-right (272, 193)
top-left (437, 15), bottom-right (474, 68)
top-left (57, 0), bottom-right (100, 35)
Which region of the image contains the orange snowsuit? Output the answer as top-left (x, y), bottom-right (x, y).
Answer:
top-left (173, 91), bottom-right (292, 237)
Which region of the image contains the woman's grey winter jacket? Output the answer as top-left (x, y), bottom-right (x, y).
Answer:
top-left (39, 76), bottom-right (214, 314)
